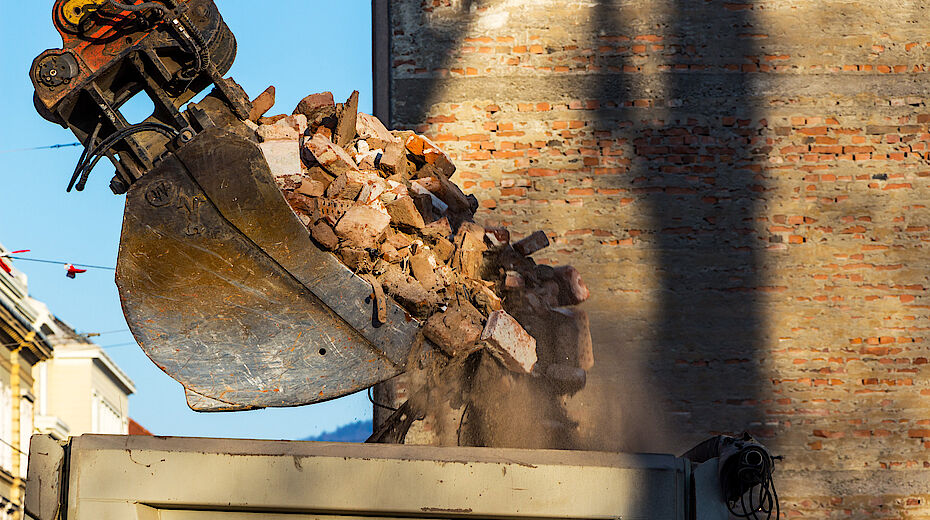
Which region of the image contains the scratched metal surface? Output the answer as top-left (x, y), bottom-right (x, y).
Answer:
top-left (176, 129), bottom-right (419, 367)
top-left (185, 388), bottom-right (256, 412)
top-left (115, 133), bottom-right (418, 409)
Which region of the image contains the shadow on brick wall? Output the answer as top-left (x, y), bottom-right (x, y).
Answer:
top-left (386, 0), bottom-right (771, 455)
top-left (387, 2), bottom-right (477, 129)
top-left (600, 0), bottom-right (769, 446)
top-left (573, 0), bottom-right (773, 456)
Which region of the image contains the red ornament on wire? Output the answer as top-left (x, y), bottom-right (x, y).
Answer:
top-left (64, 264), bottom-right (88, 279)
top-left (0, 250), bottom-right (30, 276)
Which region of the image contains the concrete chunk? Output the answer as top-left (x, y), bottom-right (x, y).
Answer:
top-left (480, 310), bottom-right (537, 374)
top-left (260, 140), bottom-right (302, 178)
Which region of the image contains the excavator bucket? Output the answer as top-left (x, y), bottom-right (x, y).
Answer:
top-left (117, 128), bottom-right (419, 411)
top-left (31, 0), bottom-right (421, 411)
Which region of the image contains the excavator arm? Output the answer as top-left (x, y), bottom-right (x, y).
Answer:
top-left (31, 0), bottom-right (420, 411)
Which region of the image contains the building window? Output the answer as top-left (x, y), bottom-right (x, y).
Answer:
top-left (92, 393), bottom-right (123, 435)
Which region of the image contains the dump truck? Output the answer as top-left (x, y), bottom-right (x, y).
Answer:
top-left (25, 1), bottom-right (779, 519)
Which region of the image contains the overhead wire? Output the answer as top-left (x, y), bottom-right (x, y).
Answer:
top-left (0, 335), bottom-right (134, 350)
top-left (98, 342), bottom-right (139, 350)
top-left (80, 329), bottom-right (131, 337)
top-left (0, 143), bottom-right (81, 155)
top-left (6, 256), bottom-right (115, 271)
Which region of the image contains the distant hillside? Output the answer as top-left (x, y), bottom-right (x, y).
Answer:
top-left (304, 420), bottom-right (372, 442)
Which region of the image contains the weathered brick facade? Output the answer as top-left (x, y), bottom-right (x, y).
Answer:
top-left (375, 1), bottom-right (930, 517)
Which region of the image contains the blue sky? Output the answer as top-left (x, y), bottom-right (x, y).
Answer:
top-left (0, 1), bottom-right (376, 439)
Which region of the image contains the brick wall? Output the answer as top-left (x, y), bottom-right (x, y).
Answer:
top-left (377, 1), bottom-right (930, 517)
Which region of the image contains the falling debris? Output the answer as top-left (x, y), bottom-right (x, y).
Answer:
top-left (252, 89), bottom-right (594, 446)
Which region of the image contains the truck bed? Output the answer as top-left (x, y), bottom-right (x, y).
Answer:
top-left (26, 434), bottom-right (726, 520)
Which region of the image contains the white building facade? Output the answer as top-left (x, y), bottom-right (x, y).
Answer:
top-left (0, 242), bottom-right (135, 520)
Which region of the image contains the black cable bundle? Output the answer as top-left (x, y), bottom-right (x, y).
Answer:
top-left (721, 442), bottom-right (779, 520)
top-left (106, 0), bottom-right (207, 81)
top-left (67, 122), bottom-right (179, 192)
top-left (682, 432), bottom-right (780, 520)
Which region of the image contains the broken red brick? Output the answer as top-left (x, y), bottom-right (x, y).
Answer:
top-left (423, 300), bottom-right (485, 356)
top-left (357, 112), bottom-right (398, 149)
top-left (380, 265), bottom-right (438, 317)
top-left (386, 196), bottom-right (426, 229)
top-left (504, 270), bottom-right (524, 289)
top-left (554, 265), bottom-right (590, 306)
top-left (249, 85), bottom-right (276, 122)
top-left (431, 237), bottom-right (455, 263)
top-left (302, 134), bottom-right (360, 177)
top-left (410, 250), bottom-right (442, 290)
top-left (334, 205), bottom-right (391, 249)
top-left (310, 220), bottom-right (339, 251)
top-left (406, 133), bottom-right (456, 177)
top-left (484, 227), bottom-right (510, 248)
top-left (379, 141), bottom-right (409, 177)
top-left (335, 90), bottom-right (360, 147)
top-left (513, 230), bottom-right (550, 256)
top-left (293, 91), bottom-right (335, 123)
top-left (550, 307), bottom-right (594, 370)
top-left (481, 310), bottom-right (538, 374)
top-left (453, 222), bottom-right (488, 279)
top-left (296, 179), bottom-right (326, 198)
top-left (257, 114), bottom-right (306, 141)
